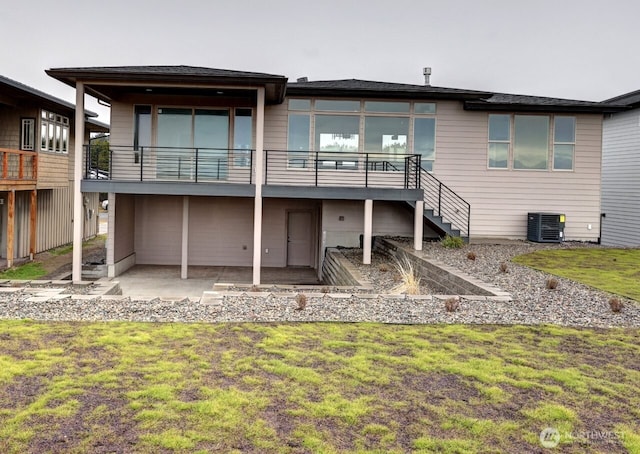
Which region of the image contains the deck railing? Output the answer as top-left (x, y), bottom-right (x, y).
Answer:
top-left (0, 148), bottom-right (37, 182)
top-left (264, 150), bottom-right (421, 189)
top-left (419, 166), bottom-right (470, 238)
top-left (85, 145), bottom-right (253, 184)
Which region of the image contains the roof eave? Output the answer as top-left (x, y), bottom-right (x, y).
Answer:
top-left (285, 86), bottom-right (491, 101)
top-left (46, 69), bottom-right (288, 104)
top-left (464, 101), bottom-right (629, 114)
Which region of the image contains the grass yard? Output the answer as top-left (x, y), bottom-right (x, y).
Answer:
top-left (513, 248), bottom-right (640, 301)
top-left (0, 321), bottom-right (639, 453)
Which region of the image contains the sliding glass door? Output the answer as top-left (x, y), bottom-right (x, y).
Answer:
top-left (156, 108), bottom-right (230, 180)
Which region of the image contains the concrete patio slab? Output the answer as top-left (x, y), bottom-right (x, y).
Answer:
top-left (113, 265), bottom-right (320, 298)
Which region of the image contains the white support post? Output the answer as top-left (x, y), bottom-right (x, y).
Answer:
top-left (72, 82), bottom-right (85, 283)
top-left (414, 200), bottom-right (424, 251)
top-left (363, 199), bottom-right (373, 265)
top-left (252, 87), bottom-right (265, 285)
top-left (106, 192), bottom-right (115, 277)
top-left (181, 196), bottom-right (189, 279)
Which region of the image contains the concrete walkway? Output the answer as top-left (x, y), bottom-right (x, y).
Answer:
top-left (114, 265), bottom-right (320, 298)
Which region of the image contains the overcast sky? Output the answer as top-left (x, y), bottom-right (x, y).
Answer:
top-left (2, 0), bottom-right (638, 121)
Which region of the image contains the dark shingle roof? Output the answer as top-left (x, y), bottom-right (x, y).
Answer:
top-left (602, 89), bottom-right (640, 107)
top-left (0, 74), bottom-right (98, 117)
top-left (46, 65), bottom-right (288, 104)
top-left (465, 92), bottom-right (627, 113)
top-left (287, 78), bottom-right (492, 100)
top-left (48, 65), bottom-right (286, 79)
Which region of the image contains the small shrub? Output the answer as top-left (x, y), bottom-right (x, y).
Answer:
top-left (249, 285), bottom-right (260, 292)
top-left (445, 297), bottom-right (460, 313)
top-left (467, 251), bottom-right (477, 261)
top-left (295, 293), bottom-right (307, 310)
top-left (546, 277), bottom-right (559, 290)
top-left (378, 263), bottom-right (390, 272)
top-left (609, 297), bottom-right (624, 313)
top-left (392, 257), bottom-right (421, 295)
top-left (321, 286), bottom-right (331, 293)
top-left (441, 235), bottom-right (464, 249)
top-left (499, 262), bottom-right (509, 273)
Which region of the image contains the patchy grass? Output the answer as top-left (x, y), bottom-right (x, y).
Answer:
top-left (0, 262), bottom-right (46, 280)
top-left (513, 248), bottom-right (640, 301)
top-left (0, 321), bottom-right (638, 453)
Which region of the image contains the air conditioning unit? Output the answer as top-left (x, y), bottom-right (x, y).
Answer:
top-left (527, 213), bottom-right (565, 243)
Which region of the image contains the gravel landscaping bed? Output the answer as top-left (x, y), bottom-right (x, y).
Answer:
top-left (0, 240), bottom-right (637, 328)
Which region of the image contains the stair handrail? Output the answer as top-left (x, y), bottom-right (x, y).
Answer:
top-left (419, 166), bottom-right (470, 238)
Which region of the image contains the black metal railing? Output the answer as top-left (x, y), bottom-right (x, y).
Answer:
top-left (419, 166), bottom-right (470, 238)
top-left (264, 150), bottom-right (420, 189)
top-left (84, 145), bottom-right (254, 184)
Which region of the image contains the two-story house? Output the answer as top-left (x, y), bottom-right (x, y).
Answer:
top-left (46, 66), bottom-right (622, 284)
top-left (0, 75), bottom-right (108, 268)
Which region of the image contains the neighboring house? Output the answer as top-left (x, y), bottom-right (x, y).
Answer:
top-left (0, 75), bottom-right (108, 267)
top-left (45, 66), bottom-right (622, 283)
top-left (601, 90), bottom-right (640, 246)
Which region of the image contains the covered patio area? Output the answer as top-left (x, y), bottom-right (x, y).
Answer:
top-left (113, 265), bottom-right (320, 299)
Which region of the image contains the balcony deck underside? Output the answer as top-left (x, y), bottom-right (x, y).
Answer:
top-left (81, 180), bottom-right (422, 201)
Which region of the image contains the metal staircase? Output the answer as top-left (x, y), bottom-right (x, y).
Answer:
top-left (407, 166), bottom-right (470, 240)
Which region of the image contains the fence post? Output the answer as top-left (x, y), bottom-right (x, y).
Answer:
top-left (438, 182), bottom-right (442, 216)
top-left (315, 151), bottom-right (319, 187)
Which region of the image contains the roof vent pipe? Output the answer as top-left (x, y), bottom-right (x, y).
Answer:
top-left (297, 77), bottom-right (308, 83)
top-left (423, 67), bottom-right (431, 86)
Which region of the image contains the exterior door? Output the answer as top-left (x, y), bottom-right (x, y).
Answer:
top-left (287, 211), bottom-right (313, 267)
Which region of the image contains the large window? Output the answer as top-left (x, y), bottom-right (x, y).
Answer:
top-left (553, 117), bottom-right (575, 170)
top-left (414, 118), bottom-right (436, 171)
top-left (488, 114), bottom-right (510, 169)
top-left (286, 99), bottom-right (438, 170)
top-left (40, 110), bottom-right (69, 153)
top-left (514, 115), bottom-right (549, 170)
top-left (156, 108), bottom-right (230, 180)
top-left (233, 108), bottom-right (253, 167)
top-left (488, 114), bottom-right (575, 171)
top-left (315, 115), bottom-right (359, 153)
top-left (287, 114), bottom-right (310, 167)
top-left (134, 106), bottom-right (152, 151)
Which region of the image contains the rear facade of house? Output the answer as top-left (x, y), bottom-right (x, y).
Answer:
top-left (46, 66), bottom-right (619, 283)
top-left (0, 76), bottom-right (105, 267)
top-left (601, 90), bottom-right (640, 247)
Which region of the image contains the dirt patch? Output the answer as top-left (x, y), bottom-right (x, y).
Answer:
top-left (37, 237), bottom-right (106, 280)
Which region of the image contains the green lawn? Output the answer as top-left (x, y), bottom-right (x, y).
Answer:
top-left (0, 321), bottom-right (639, 453)
top-left (513, 248), bottom-right (640, 301)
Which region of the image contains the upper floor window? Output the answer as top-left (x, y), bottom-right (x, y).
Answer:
top-left (21, 118), bottom-right (35, 151)
top-left (488, 114), bottom-right (575, 171)
top-left (315, 100), bottom-right (360, 112)
top-left (553, 117), bottom-right (576, 170)
top-left (514, 115), bottom-right (549, 170)
top-left (40, 110), bottom-right (69, 153)
top-left (364, 101), bottom-right (410, 113)
top-left (488, 114), bottom-right (510, 169)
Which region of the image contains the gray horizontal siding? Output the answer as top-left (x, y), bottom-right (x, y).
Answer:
top-left (601, 109), bottom-right (640, 246)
